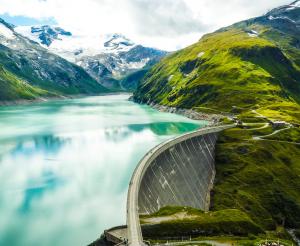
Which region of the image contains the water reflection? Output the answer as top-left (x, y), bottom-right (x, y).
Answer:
top-left (21, 171), bottom-right (64, 213)
top-left (128, 122), bottom-right (201, 135)
top-left (0, 95), bottom-right (206, 246)
top-left (12, 135), bottom-right (69, 158)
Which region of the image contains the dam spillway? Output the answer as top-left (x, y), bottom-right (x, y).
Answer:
top-left (126, 125), bottom-right (233, 246)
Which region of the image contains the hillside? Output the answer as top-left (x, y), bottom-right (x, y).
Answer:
top-left (0, 65), bottom-right (51, 101)
top-left (0, 18), bottom-right (108, 101)
top-left (133, 1), bottom-right (300, 124)
top-left (133, 1), bottom-right (300, 244)
top-left (213, 126), bottom-right (300, 228)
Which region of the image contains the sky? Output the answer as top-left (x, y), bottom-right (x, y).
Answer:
top-left (0, 0), bottom-right (294, 50)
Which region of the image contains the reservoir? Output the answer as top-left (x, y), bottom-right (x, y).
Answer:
top-left (0, 94), bottom-right (206, 246)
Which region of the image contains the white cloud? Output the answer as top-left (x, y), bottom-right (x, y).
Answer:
top-left (0, 0), bottom-right (293, 50)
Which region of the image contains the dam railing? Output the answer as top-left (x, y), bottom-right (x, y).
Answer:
top-left (126, 124), bottom-right (234, 246)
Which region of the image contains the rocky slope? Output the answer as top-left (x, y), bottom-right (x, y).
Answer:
top-left (16, 26), bottom-right (167, 90)
top-left (0, 18), bottom-right (108, 101)
top-left (133, 0), bottom-right (300, 124)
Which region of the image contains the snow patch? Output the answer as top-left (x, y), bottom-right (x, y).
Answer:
top-left (282, 1), bottom-right (300, 11)
top-left (290, 0), bottom-right (300, 8)
top-left (0, 23), bottom-right (15, 40)
top-left (15, 26), bottom-right (137, 62)
top-left (286, 6), bottom-right (296, 10)
top-left (15, 26), bottom-right (39, 42)
top-left (268, 15), bottom-right (296, 23)
top-left (127, 58), bottom-right (149, 70)
top-left (247, 30), bottom-right (258, 37)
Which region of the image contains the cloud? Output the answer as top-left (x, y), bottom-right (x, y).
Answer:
top-left (127, 0), bottom-right (205, 36)
top-left (0, 0), bottom-right (293, 50)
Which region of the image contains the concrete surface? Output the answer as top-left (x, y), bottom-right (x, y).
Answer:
top-left (126, 125), bottom-right (234, 246)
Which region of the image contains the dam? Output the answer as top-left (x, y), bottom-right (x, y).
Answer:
top-left (90, 125), bottom-right (233, 246)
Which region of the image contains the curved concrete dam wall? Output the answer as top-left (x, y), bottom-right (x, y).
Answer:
top-left (138, 131), bottom-right (216, 214)
top-left (127, 125), bottom-right (233, 246)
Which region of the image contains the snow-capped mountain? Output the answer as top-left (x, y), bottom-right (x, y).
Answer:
top-left (0, 18), bottom-right (106, 97)
top-left (228, 0), bottom-right (300, 48)
top-left (15, 26), bottom-right (167, 90)
top-left (103, 33), bottom-right (134, 51)
top-left (265, 0), bottom-right (300, 23)
top-left (27, 25), bottom-right (72, 47)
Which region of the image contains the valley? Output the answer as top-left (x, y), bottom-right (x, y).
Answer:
top-left (0, 1), bottom-right (299, 246)
top-left (126, 1), bottom-right (300, 245)
top-left (16, 26), bottom-right (167, 90)
top-left (0, 94), bottom-right (205, 246)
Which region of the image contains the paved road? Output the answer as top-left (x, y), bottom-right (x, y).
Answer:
top-left (154, 240), bottom-right (231, 246)
top-left (126, 125), bottom-right (234, 246)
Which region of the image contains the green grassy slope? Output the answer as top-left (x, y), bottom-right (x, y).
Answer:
top-left (213, 127), bottom-right (300, 230)
top-left (140, 207), bottom-right (263, 238)
top-left (0, 45), bottom-right (109, 98)
top-left (134, 29), bottom-right (300, 118)
top-left (133, 8), bottom-right (300, 124)
top-left (133, 2), bottom-right (300, 243)
top-left (0, 65), bottom-right (52, 101)
top-left (140, 206), bottom-right (295, 245)
top-left (120, 68), bottom-right (149, 91)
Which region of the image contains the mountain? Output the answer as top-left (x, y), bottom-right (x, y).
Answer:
top-left (0, 65), bottom-right (51, 101)
top-left (132, 1), bottom-right (300, 241)
top-left (15, 26), bottom-right (167, 90)
top-left (0, 18), bottom-right (108, 101)
top-left (29, 25), bottom-right (72, 47)
top-left (133, 0), bottom-right (300, 124)
top-left (78, 38), bottom-right (166, 90)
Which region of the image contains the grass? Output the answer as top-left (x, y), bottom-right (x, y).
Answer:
top-left (237, 111), bottom-right (270, 123)
top-left (213, 127), bottom-right (300, 231)
top-left (134, 28), bottom-right (300, 115)
top-left (141, 207), bottom-right (263, 238)
top-left (0, 43), bottom-right (109, 102)
top-left (133, 5), bottom-right (300, 245)
top-left (263, 127), bottom-right (300, 142)
top-left (141, 207), bottom-right (296, 245)
top-left (149, 236), bottom-right (294, 246)
top-left (0, 65), bottom-right (52, 101)
top-left (248, 126), bottom-right (274, 136)
top-left (256, 102), bottom-right (300, 124)
top-left (139, 125), bottom-right (300, 243)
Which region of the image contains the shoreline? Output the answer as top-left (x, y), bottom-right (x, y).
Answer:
top-left (130, 97), bottom-right (226, 126)
top-left (1, 93), bottom-right (225, 127)
top-left (0, 92), bottom-right (132, 107)
top-left (150, 103), bottom-right (224, 126)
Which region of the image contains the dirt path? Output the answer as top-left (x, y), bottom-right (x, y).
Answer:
top-left (243, 123), bottom-right (269, 131)
top-left (252, 127), bottom-right (291, 140)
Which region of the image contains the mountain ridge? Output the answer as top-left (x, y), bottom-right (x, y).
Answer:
top-left (15, 25), bottom-right (167, 90)
top-left (131, 1), bottom-right (300, 242)
top-left (0, 18), bottom-right (108, 101)
top-left (133, 1), bottom-right (300, 124)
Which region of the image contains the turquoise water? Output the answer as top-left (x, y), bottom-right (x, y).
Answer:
top-left (0, 94), bottom-right (206, 246)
